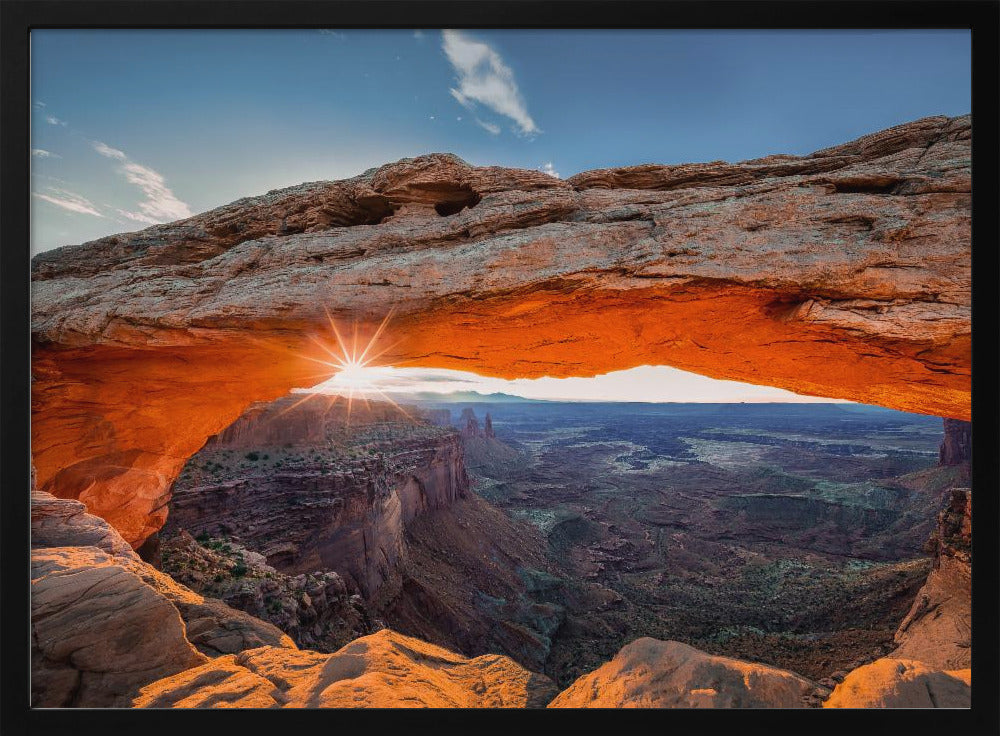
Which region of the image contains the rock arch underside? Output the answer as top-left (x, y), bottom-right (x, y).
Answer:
top-left (31, 115), bottom-right (971, 550)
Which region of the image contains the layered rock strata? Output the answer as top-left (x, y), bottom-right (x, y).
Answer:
top-left (31, 115), bottom-right (971, 548)
top-left (939, 418), bottom-right (972, 465)
top-left (164, 396), bottom-right (470, 599)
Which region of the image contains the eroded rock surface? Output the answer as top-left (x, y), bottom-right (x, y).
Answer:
top-left (31, 115), bottom-right (971, 548)
top-left (161, 396), bottom-right (559, 666)
top-left (891, 488), bottom-right (971, 669)
top-left (161, 531), bottom-right (375, 653)
top-left (548, 637), bottom-right (819, 708)
top-left (939, 418), bottom-right (972, 465)
top-left (164, 396), bottom-right (470, 597)
top-left (823, 658), bottom-right (970, 708)
top-left (135, 629), bottom-right (559, 708)
top-left (31, 546), bottom-right (208, 707)
top-left (32, 488), bottom-right (295, 655)
top-left (31, 482), bottom-right (560, 709)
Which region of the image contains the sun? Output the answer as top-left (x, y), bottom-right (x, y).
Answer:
top-left (290, 308), bottom-right (412, 423)
top-left (331, 359), bottom-right (377, 390)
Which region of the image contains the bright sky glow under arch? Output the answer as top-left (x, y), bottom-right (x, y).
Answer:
top-left (306, 364), bottom-right (850, 404)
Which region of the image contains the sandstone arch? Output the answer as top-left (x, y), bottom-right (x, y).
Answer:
top-left (31, 115), bottom-right (971, 547)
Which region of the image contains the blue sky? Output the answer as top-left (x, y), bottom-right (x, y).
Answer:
top-left (29, 29), bottom-right (971, 403)
top-left (31, 29), bottom-right (970, 255)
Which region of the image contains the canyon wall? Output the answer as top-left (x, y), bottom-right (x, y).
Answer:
top-left (939, 418), bottom-right (972, 466)
top-left (164, 397), bottom-right (470, 599)
top-left (31, 114), bottom-right (971, 546)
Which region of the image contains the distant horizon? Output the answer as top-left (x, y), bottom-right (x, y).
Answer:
top-left (30, 28), bottom-right (970, 254)
top-left (300, 364), bottom-right (856, 406)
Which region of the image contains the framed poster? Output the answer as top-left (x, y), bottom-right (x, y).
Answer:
top-left (2, 2), bottom-right (997, 734)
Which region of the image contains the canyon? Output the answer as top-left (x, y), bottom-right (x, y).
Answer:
top-left (28, 115), bottom-right (972, 709)
top-left (29, 399), bottom-right (971, 708)
top-left (156, 396), bottom-right (969, 688)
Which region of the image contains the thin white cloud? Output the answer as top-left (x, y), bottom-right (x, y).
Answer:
top-left (449, 87), bottom-right (473, 110)
top-left (92, 140), bottom-right (193, 223)
top-left (475, 118), bottom-right (501, 136)
top-left (33, 188), bottom-right (103, 218)
top-left (31, 149), bottom-right (61, 159)
top-left (413, 30), bottom-right (424, 40)
top-left (441, 29), bottom-right (539, 136)
top-left (319, 29), bottom-right (345, 39)
top-left (33, 100), bottom-right (46, 109)
top-left (539, 162), bottom-right (560, 178)
top-left (115, 208), bottom-right (161, 226)
top-left (92, 141), bottom-right (127, 161)
top-left (45, 115), bottom-right (67, 127)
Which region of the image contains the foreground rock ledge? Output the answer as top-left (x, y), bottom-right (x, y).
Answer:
top-left (134, 629), bottom-right (558, 708)
top-left (31, 114), bottom-right (970, 548)
top-left (823, 658), bottom-right (971, 708)
top-left (31, 475), bottom-right (970, 709)
top-left (547, 638), bottom-right (820, 708)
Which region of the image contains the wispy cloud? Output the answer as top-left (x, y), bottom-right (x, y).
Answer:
top-left (31, 149), bottom-right (61, 159)
top-left (538, 162), bottom-right (560, 178)
top-left (92, 141), bottom-right (127, 160)
top-left (33, 188), bottom-right (103, 218)
top-left (442, 29), bottom-right (539, 136)
top-left (114, 208), bottom-right (161, 226)
top-left (319, 29), bottom-right (345, 39)
top-left (45, 115), bottom-right (68, 127)
top-left (92, 141), bottom-right (193, 223)
top-left (33, 100), bottom-right (46, 109)
top-left (475, 118), bottom-right (501, 136)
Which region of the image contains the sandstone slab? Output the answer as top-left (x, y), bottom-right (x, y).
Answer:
top-left (31, 546), bottom-right (207, 707)
top-left (31, 488), bottom-right (296, 659)
top-left (823, 658), bottom-right (970, 708)
top-left (548, 637), bottom-right (817, 708)
top-left (135, 628), bottom-right (559, 708)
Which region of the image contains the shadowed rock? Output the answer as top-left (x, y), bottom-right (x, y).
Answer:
top-left (939, 418), bottom-right (972, 465)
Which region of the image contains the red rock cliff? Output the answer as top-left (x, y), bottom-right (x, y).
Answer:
top-left (165, 396), bottom-right (469, 598)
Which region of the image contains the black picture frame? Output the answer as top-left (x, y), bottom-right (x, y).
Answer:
top-left (2, 2), bottom-right (997, 735)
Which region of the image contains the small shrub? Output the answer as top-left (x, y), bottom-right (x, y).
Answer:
top-left (245, 451), bottom-right (260, 461)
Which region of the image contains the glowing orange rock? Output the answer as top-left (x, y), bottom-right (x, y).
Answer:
top-left (31, 115), bottom-right (971, 546)
top-left (134, 629), bottom-right (558, 708)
